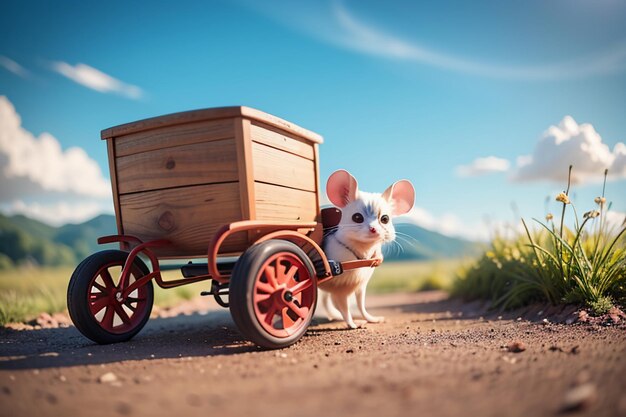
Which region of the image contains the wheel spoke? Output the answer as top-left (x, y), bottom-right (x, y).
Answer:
top-left (89, 291), bottom-right (108, 301)
top-left (125, 296), bottom-right (146, 303)
top-left (92, 281), bottom-right (109, 294)
top-left (290, 278), bottom-right (312, 295)
top-left (123, 301), bottom-right (137, 312)
top-left (264, 306), bottom-right (278, 325)
top-left (281, 307), bottom-right (296, 329)
top-left (293, 292), bottom-right (302, 305)
top-left (102, 305), bottom-right (115, 329)
top-left (286, 302), bottom-right (308, 320)
top-left (285, 265), bottom-right (298, 282)
top-left (264, 265), bottom-right (279, 289)
top-left (90, 297), bottom-right (109, 314)
top-left (100, 269), bottom-right (117, 290)
top-left (275, 258), bottom-right (288, 284)
top-left (255, 293), bottom-right (272, 303)
top-left (256, 282), bottom-right (275, 294)
top-left (114, 303), bottom-right (132, 325)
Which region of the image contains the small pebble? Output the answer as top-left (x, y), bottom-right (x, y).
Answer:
top-left (98, 372), bottom-right (118, 384)
top-left (507, 341), bottom-right (526, 353)
top-left (562, 383), bottom-right (597, 412)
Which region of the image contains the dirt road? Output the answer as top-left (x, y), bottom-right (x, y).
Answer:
top-left (1, 291), bottom-right (624, 417)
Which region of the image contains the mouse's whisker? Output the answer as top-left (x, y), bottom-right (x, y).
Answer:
top-left (394, 232), bottom-right (421, 246)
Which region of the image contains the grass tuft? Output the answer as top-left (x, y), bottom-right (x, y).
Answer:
top-left (588, 296), bottom-right (614, 316)
top-left (453, 167), bottom-right (626, 314)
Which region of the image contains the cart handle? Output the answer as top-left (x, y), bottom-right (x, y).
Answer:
top-left (341, 259), bottom-right (382, 270)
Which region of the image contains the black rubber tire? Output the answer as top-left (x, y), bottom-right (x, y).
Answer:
top-left (229, 240), bottom-right (317, 349)
top-left (67, 250), bottom-right (154, 344)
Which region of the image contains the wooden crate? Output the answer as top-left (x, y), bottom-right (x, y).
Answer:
top-left (101, 107), bottom-right (323, 258)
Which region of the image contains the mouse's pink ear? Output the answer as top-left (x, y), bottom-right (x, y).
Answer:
top-left (326, 169), bottom-right (359, 208)
top-left (382, 180), bottom-right (415, 216)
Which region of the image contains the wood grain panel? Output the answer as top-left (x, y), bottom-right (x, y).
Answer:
top-left (119, 183), bottom-right (245, 257)
top-left (234, 117), bottom-right (256, 221)
top-left (116, 139), bottom-right (238, 195)
top-left (250, 121), bottom-right (315, 160)
top-left (102, 106), bottom-right (323, 144)
top-left (252, 142), bottom-right (316, 192)
top-left (254, 182), bottom-right (317, 222)
top-left (310, 143), bottom-right (323, 245)
top-left (106, 139), bottom-right (124, 236)
top-left (114, 118), bottom-right (234, 157)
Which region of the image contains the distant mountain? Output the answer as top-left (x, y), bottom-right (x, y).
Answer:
top-left (0, 213), bottom-right (118, 268)
top-left (8, 214), bottom-right (57, 241)
top-left (0, 214), bottom-right (76, 267)
top-left (0, 213), bottom-right (480, 268)
top-left (55, 215), bottom-right (118, 260)
top-left (383, 222), bottom-right (481, 261)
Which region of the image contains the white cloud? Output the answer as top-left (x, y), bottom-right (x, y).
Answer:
top-left (330, 2), bottom-right (626, 80)
top-left (2, 199), bottom-right (112, 227)
top-left (50, 61), bottom-right (143, 99)
top-left (512, 116), bottom-right (626, 184)
top-left (456, 156), bottom-right (510, 177)
top-left (396, 206), bottom-right (489, 241)
top-left (0, 96), bottom-right (111, 203)
top-left (235, 0), bottom-right (626, 79)
top-left (0, 56), bottom-right (29, 78)
top-left (612, 143), bottom-right (626, 177)
top-left (605, 210), bottom-right (626, 232)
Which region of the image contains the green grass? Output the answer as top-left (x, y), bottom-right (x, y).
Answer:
top-left (453, 166), bottom-right (626, 313)
top-left (369, 260), bottom-right (463, 294)
top-left (0, 267), bottom-right (72, 325)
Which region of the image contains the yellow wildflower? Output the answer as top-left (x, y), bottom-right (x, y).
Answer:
top-left (556, 192), bottom-right (570, 204)
top-left (594, 196), bottom-right (606, 205)
top-left (545, 213), bottom-right (554, 221)
top-left (583, 210), bottom-right (600, 219)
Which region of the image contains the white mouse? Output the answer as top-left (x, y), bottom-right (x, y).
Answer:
top-left (318, 169), bottom-right (415, 329)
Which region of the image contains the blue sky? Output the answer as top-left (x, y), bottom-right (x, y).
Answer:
top-left (1, 0), bottom-right (625, 239)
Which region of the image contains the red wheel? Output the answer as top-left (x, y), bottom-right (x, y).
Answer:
top-left (67, 250), bottom-right (154, 344)
top-left (230, 240), bottom-right (317, 348)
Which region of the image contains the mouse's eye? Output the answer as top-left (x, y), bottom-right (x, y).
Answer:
top-left (352, 213), bottom-right (364, 223)
top-left (380, 215), bottom-right (389, 224)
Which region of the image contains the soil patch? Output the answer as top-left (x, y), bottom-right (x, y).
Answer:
top-left (0, 291), bottom-right (624, 417)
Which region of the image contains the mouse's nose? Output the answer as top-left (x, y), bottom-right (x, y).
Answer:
top-left (369, 226), bottom-right (377, 234)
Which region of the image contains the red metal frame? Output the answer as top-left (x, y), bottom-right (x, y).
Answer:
top-left (97, 235), bottom-right (213, 299)
top-left (207, 221), bottom-right (317, 283)
top-left (96, 219), bottom-right (382, 302)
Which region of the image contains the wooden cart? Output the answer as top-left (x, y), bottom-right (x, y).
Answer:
top-left (67, 107), bottom-right (380, 349)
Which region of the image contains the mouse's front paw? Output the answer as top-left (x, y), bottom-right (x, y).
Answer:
top-left (346, 321), bottom-right (359, 329)
top-left (366, 315), bottom-right (385, 323)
